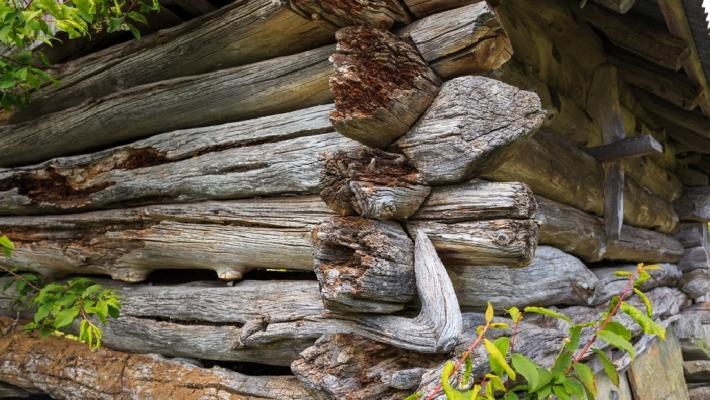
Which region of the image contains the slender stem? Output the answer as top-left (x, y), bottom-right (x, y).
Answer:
top-left (0, 264), bottom-right (41, 291)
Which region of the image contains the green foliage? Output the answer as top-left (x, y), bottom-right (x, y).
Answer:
top-left (0, 0), bottom-right (159, 110)
top-left (420, 263), bottom-right (666, 400)
top-left (0, 235), bottom-right (120, 349)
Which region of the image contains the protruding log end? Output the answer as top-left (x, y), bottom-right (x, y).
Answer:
top-left (319, 148), bottom-right (431, 220)
top-left (329, 26), bottom-right (441, 148)
top-left (289, 0), bottom-right (411, 29)
top-left (675, 186), bottom-right (710, 222)
top-left (311, 217), bottom-right (415, 313)
top-left (396, 76), bottom-right (545, 185)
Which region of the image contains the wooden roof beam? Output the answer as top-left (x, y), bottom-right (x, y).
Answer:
top-left (586, 135), bottom-right (663, 162)
top-left (635, 90), bottom-right (710, 138)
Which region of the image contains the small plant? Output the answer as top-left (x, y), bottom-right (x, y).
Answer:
top-left (0, 234), bottom-right (120, 349)
top-left (408, 263), bottom-right (665, 400)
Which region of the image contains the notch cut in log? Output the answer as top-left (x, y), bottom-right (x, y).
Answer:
top-left (330, 231), bottom-right (462, 353)
top-left (675, 186), bottom-right (710, 222)
top-left (319, 147), bottom-right (430, 221)
top-left (398, 2), bottom-right (512, 78)
top-left (403, 0), bottom-right (482, 18)
top-left (590, 0), bottom-right (636, 14)
top-left (0, 105), bottom-right (364, 215)
top-left (0, 317), bottom-right (311, 400)
top-left (0, 196), bottom-right (333, 282)
top-left (577, 3), bottom-right (690, 70)
top-left (329, 26), bottom-right (441, 148)
top-left (586, 136), bottom-right (663, 162)
top-left (395, 75), bottom-right (545, 185)
top-left (0, 45), bottom-right (335, 168)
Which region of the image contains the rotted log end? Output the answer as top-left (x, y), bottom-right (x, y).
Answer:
top-left (329, 26), bottom-right (441, 148)
top-left (288, 0), bottom-right (411, 30)
top-left (319, 148), bottom-right (431, 220)
top-left (311, 217), bottom-right (415, 313)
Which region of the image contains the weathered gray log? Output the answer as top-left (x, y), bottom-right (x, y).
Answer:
top-left (448, 246), bottom-right (598, 310)
top-left (481, 130), bottom-right (679, 233)
top-left (591, 0), bottom-right (636, 14)
top-left (10, 0), bottom-right (409, 122)
top-left (329, 26), bottom-right (441, 148)
top-left (586, 136), bottom-right (663, 162)
top-left (684, 360), bottom-right (710, 382)
top-left (406, 219), bottom-right (539, 267)
top-left (536, 195), bottom-right (684, 263)
top-left (319, 148), bottom-right (430, 220)
top-left (636, 91), bottom-right (710, 139)
top-left (590, 263), bottom-right (682, 305)
top-left (0, 196), bottom-right (332, 281)
top-left (689, 386), bottom-right (710, 400)
top-left (680, 269), bottom-right (710, 300)
top-left (0, 105), bottom-right (364, 215)
top-left (410, 180), bottom-right (537, 222)
top-left (675, 223), bottom-right (709, 248)
top-left (577, 3), bottom-right (689, 70)
top-left (0, 45), bottom-right (335, 167)
top-left (395, 76), bottom-right (545, 185)
top-left (679, 246), bottom-right (710, 272)
top-left (403, 0), bottom-right (481, 18)
top-left (673, 303), bottom-right (710, 361)
top-left (399, 2), bottom-right (513, 78)
top-left (311, 217), bottom-right (416, 313)
top-left (675, 187), bottom-right (710, 222)
top-left (0, 317), bottom-right (311, 400)
top-left (330, 231), bottom-right (462, 353)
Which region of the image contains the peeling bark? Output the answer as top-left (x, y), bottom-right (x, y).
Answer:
top-left (319, 148), bottom-right (430, 220)
top-left (329, 26), bottom-right (441, 148)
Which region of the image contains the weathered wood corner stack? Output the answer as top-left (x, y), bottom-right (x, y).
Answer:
top-left (0, 0), bottom-right (707, 398)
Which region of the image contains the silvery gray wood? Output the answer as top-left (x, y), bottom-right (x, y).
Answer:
top-left (683, 360), bottom-right (710, 383)
top-left (675, 223), bottom-right (709, 248)
top-left (328, 27), bottom-right (440, 148)
top-left (0, 105), bottom-right (366, 215)
top-left (319, 148), bottom-right (431, 220)
top-left (395, 76), bottom-right (545, 185)
top-left (675, 187), bottom-right (710, 222)
top-left (673, 304), bottom-right (710, 361)
top-left (679, 269), bottom-right (710, 300)
top-left (0, 45), bottom-right (335, 167)
top-left (0, 196), bottom-right (333, 281)
top-left (403, 0), bottom-right (482, 18)
top-left (590, 263), bottom-right (683, 305)
top-left (679, 246), bottom-right (710, 272)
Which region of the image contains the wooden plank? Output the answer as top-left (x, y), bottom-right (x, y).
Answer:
top-left (395, 75), bottom-right (545, 185)
top-left (0, 45), bottom-right (336, 168)
top-left (675, 186), bottom-right (710, 222)
top-left (328, 27), bottom-right (441, 148)
top-left (402, 0), bottom-right (482, 17)
top-left (628, 330), bottom-right (690, 400)
top-left (586, 135), bottom-right (663, 161)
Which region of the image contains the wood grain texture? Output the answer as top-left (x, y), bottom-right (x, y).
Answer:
top-left (0, 45), bottom-right (335, 167)
top-left (673, 303), bottom-right (710, 361)
top-left (319, 147), bottom-right (430, 220)
top-left (329, 26), bottom-right (441, 148)
top-left (0, 317), bottom-right (311, 400)
top-left (675, 186), bottom-right (710, 222)
top-left (0, 105), bottom-right (365, 215)
top-left (0, 196), bottom-right (333, 281)
top-left (399, 2), bottom-right (512, 78)
top-left (403, 0), bottom-right (482, 18)
top-left (586, 136), bottom-right (663, 162)
top-left (481, 130), bottom-right (679, 233)
top-left (395, 75), bottom-right (545, 185)
top-left (679, 269), bottom-right (710, 300)
top-left (288, 0), bottom-right (410, 29)
top-left (679, 246), bottom-right (710, 273)
top-left (675, 223), bottom-right (709, 248)
top-left (590, 263), bottom-right (682, 305)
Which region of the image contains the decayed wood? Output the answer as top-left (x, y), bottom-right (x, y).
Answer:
top-left (590, 263), bottom-right (682, 305)
top-left (311, 217), bottom-right (415, 313)
top-left (0, 45), bottom-right (335, 168)
top-left (675, 186), bottom-right (710, 222)
top-left (591, 0), bottom-right (636, 14)
top-left (395, 75), bottom-right (545, 185)
top-left (319, 148), bottom-right (430, 220)
top-left (399, 2), bottom-right (512, 78)
top-left (406, 219), bottom-right (539, 267)
top-left (0, 317), bottom-right (311, 400)
top-left (679, 246), bottom-right (710, 272)
top-left (679, 269), bottom-right (710, 300)
top-left (410, 180), bottom-right (537, 222)
top-left (586, 136), bottom-right (663, 162)
top-left (0, 196), bottom-right (332, 282)
top-left (675, 223), bottom-right (709, 249)
top-left (402, 0), bottom-right (481, 18)
top-left (0, 105), bottom-right (364, 215)
top-left (577, 3), bottom-right (690, 70)
top-left (330, 231), bottom-right (462, 353)
top-left (673, 303), bottom-right (710, 361)
top-left (329, 27), bottom-right (441, 148)
top-left (536, 195), bottom-right (684, 263)
top-left (481, 130), bottom-right (679, 233)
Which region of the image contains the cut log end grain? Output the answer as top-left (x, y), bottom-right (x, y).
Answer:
top-left (395, 75), bottom-right (545, 185)
top-left (329, 26), bottom-right (441, 148)
top-left (319, 147), bottom-right (431, 220)
top-left (288, 0), bottom-right (411, 29)
top-left (312, 217), bottom-right (415, 313)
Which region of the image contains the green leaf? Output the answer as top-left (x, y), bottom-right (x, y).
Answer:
top-left (565, 325), bottom-right (583, 353)
top-left (53, 305), bottom-right (79, 329)
top-left (33, 302), bottom-right (52, 323)
top-left (462, 355), bottom-right (473, 386)
top-left (551, 350), bottom-right (573, 377)
top-left (598, 329), bottom-right (636, 359)
top-left (485, 373), bottom-right (505, 392)
top-left (503, 392), bottom-right (519, 400)
top-left (511, 353), bottom-right (539, 391)
top-left (523, 306), bottom-right (571, 323)
top-left (620, 303), bottom-right (665, 340)
top-left (573, 363), bottom-right (596, 398)
top-left (553, 384), bottom-right (572, 400)
top-left (507, 306), bottom-right (522, 323)
top-left (603, 321), bottom-right (632, 341)
top-left (485, 302), bottom-right (494, 323)
top-left (0, 235), bottom-right (15, 251)
top-left (484, 339), bottom-right (516, 380)
top-left (633, 288), bottom-right (653, 317)
top-left (488, 337), bottom-right (510, 376)
top-left (403, 393), bottom-right (421, 400)
top-left (612, 271), bottom-right (633, 277)
top-left (441, 362), bottom-right (471, 400)
top-left (593, 348), bottom-right (619, 387)
top-left (82, 284), bottom-right (103, 298)
top-left (561, 377), bottom-right (586, 399)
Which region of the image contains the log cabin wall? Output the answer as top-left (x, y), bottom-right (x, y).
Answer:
top-left (0, 0), bottom-right (708, 398)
